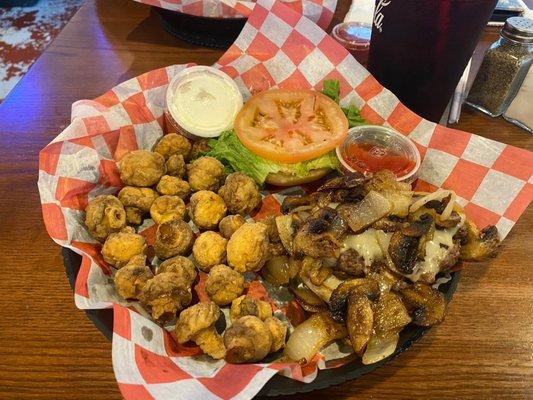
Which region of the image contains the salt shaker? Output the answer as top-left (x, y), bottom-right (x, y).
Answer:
top-left (466, 17), bottom-right (533, 117)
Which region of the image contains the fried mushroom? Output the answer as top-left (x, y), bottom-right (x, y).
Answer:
top-left (218, 172), bottom-right (262, 215)
top-left (157, 256), bottom-right (197, 287)
top-left (226, 222), bottom-right (270, 273)
top-left (205, 264), bottom-right (245, 306)
top-left (187, 156), bottom-right (225, 192)
top-left (154, 220), bottom-right (194, 260)
top-left (139, 272), bottom-right (192, 324)
top-left (166, 154), bottom-right (186, 178)
top-left (150, 195), bottom-right (186, 225)
top-left (125, 206), bottom-right (143, 226)
top-left (192, 231), bottom-right (227, 272)
top-left (119, 150), bottom-right (166, 187)
top-left (189, 190), bottom-right (227, 230)
top-left (114, 255), bottom-right (154, 299)
top-left (189, 138), bottom-right (211, 160)
top-left (85, 195), bottom-right (126, 242)
top-left (174, 301), bottom-right (226, 359)
top-left (189, 139), bottom-right (211, 160)
top-left (156, 175), bottom-right (191, 198)
top-left (224, 315), bottom-right (272, 363)
top-left (230, 295), bottom-right (272, 322)
top-left (218, 215), bottom-right (246, 239)
top-left (153, 133), bottom-right (191, 161)
top-left (264, 317), bottom-right (287, 353)
top-left (101, 226), bottom-right (147, 268)
top-left (118, 186), bottom-right (158, 212)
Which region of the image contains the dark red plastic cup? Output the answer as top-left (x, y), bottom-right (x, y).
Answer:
top-left (367, 0), bottom-right (498, 122)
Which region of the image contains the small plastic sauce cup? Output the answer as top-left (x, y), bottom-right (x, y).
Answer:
top-left (165, 66), bottom-right (243, 140)
top-left (336, 125), bottom-right (421, 184)
top-left (331, 22), bottom-right (372, 66)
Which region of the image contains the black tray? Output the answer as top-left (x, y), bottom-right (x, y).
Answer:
top-left (62, 247), bottom-right (459, 397)
top-left (157, 7), bottom-right (246, 49)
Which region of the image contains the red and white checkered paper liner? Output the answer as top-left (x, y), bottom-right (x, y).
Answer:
top-left (38, 0), bottom-right (533, 398)
top-left (134, 0), bottom-right (336, 28)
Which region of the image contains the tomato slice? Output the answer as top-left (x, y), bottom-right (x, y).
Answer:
top-left (234, 89), bottom-right (349, 163)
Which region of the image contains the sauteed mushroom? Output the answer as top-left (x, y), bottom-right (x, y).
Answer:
top-left (460, 221), bottom-right (500, 261)
top-left (329, 278), bottom-right (380, 322)
top-left (398, 282), bottom-right (446, 327)
top-left (293, 207), bottom-right (346, 259)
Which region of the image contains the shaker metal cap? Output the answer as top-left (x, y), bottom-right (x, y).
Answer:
top-left (502, 17), bottom-right (533, 43)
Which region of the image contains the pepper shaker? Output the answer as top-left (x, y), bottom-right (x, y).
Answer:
top-left (503, 67), bottom-right (533, 133)
top-left (466, 17), bottom-right (533, 117)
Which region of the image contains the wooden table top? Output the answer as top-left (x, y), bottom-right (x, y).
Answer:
top-left (0, 1), bottom-right (531, 399)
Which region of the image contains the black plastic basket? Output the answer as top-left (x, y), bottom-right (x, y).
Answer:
top-left (157, 7), bottom-right (246, 49)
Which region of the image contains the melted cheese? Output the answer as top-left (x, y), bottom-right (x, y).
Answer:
top-left (342, 229), bottom-right (391, 266)
top-left (407, 221), bottom-right (463, 283)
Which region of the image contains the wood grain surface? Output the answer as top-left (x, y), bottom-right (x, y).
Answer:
top-left (0, 1), bottom-right (531, 399)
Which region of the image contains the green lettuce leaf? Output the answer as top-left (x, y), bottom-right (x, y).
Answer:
top-left (206, 130), bottom-right (340, 185)
top-left (342, 105), bottom-right (366, 127)
top-left (322, 80), bottom-right (340, 103)
top-left (322, 79), bottom-right (366, 127)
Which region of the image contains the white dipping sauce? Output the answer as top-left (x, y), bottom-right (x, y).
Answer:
top-left (166, 66), bottom-right (243, 138)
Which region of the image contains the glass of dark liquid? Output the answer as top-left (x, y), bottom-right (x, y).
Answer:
top-left (367, 0), bottom-right (498, 122)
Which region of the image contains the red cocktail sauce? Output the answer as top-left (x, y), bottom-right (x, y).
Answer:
top-left (344, 142), bottom-right (416, 178)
